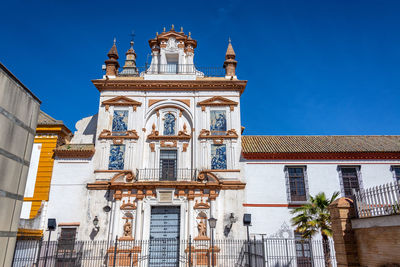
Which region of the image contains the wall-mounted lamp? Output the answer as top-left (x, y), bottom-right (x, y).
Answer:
top-left (93, 216), bottom-right (100, 231)
top-left (224, 213), bottom-right (237, 237)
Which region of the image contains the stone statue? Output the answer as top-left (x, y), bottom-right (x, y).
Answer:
top-left (123, 219), bottom-right (132, 237)
top-left (197, 219), bottom-right (207, 237)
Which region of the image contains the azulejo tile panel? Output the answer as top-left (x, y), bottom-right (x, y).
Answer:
top-left (112, 110), bottom-right (128, 133)
top-left (210, 110), bottom-right (226, 135)
top-left (211, 144), bottom-right (227, 170)
top-left (164, 113), bottom-right (175, 136)
top-left (109, 145), bottom-right (125, 170)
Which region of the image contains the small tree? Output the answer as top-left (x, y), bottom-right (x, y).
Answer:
top-left (290, 191), bottom-right (339, 267)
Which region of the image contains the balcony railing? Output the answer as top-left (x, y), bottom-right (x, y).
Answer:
top-left (353, 181), bottom-right (400, 218)
top-left (131, 65), bottom-right (225, 77)
top-left (136, 168), bottom-right (197, 182)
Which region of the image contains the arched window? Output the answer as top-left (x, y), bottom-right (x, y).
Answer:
top-left (164, 113), bottom-right (175, 135)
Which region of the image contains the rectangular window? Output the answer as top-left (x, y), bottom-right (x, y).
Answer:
top-left (210, 110), bottom-right (227, 135)
top-left (108, 145), bottom-right (125, 170)
top-left (340, 167), bottom-right (360, 197)
top-left (211, 144), bottom-right (227, 170)
top-left (160, 150), bottom-right (177, 181)
top-left (294, 232), bottom-right (312, 266)
top-left (112, 110), bottom-right (128, 134)
top-left (57, 227), bottom-right (76, 250)
top-left (393, 166), bottom-right (400, 183)
top-left (288, 167), bottom-right (307, 202)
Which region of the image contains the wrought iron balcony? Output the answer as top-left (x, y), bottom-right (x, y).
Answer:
top-left (130, 64), bottom-right (225, 77)
top-left (136, 168), bottom-right (198, 182)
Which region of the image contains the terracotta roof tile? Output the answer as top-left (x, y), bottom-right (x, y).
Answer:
top-left (37, 111), bottom-right (63, 125)
top-left (54, 144), bottom-right (95, 158)
top-left (242, 135), bottom-right (400, 154)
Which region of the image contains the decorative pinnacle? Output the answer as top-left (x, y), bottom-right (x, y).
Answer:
top-left (113, 37), bottom-right (116, 44)
top-left (171, 24), bottom-right (175, 30)
top-left (180, 26), bottom-right (183, 32)
top-left (156, 32), bottom-right (159, 36)
top-left (228, 37), bottom-right (231, 43)
top-left (130, 31), bottom-right (135, 42)
top-left (188, 32), bottom-right (191, 39)
top-left (163, 27), bottom-right (166, 32)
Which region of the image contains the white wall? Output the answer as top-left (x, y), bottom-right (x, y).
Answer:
top-left (46, 158), bottom-right (95, 240)
top-left (243, 159), bottom-right (400, 238)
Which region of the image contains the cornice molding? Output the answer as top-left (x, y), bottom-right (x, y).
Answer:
top-left (198, 129), bottom-right (238, 140)
top-left (54, 147), bottom-right (95, 159)
top-left (92, 80), bottom-right (247, 95)
top-left (99, 129), bottom-right (139, 144)
top-left (147, 123), bottom-right (191, 140)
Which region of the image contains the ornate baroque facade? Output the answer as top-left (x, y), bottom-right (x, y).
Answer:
top-left (46, 27), bottom-right (247, 247)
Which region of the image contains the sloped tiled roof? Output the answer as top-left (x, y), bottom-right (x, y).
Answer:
top-left (54, 144), bottom-right (95, 158)
top-left (37, 111), bottom-right (63, 125)
top-left (242, 136), bottom-right (400, 158)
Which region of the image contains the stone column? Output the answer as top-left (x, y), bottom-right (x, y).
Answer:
top-left (112, 197), bottom-right (122, 239)
top-left (328, 197), bottom-right (360, 267)
top-left (135, 190), bottom-right (144, 240)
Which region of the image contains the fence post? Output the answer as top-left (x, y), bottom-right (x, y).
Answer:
top-left (188, 235), bottom-right (192, 267)
top-left (328, 197), bottom-right (360, 266)
top-left (113, 235), bottom-right (118, 267)
top-left (259, 235), bottom-right (266, 267)
top-left (35, 237), bottom-right (43, 267)
top-left (284, 239), bottom-right (289, 265)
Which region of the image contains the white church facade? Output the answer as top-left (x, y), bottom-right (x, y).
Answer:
top-left (42, 26), bottom-right (400, 249)
top-left (46, 27), bottom-right (247, 248)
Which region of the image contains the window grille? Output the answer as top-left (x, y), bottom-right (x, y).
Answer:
top-left (287, 167), bottom-right (307, 202)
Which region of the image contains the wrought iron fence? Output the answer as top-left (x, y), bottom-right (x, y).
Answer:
top-left (136, 168), bottom-right (198, 182)
top-left (353, 181), bottom-right (400, 218)
top-left (12, 237), bottom-right (336, 267)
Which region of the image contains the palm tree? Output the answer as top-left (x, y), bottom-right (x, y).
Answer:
top-left (290, 191), bottom-right (339, 267)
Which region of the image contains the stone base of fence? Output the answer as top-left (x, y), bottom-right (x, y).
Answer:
top-left (328, 197), bottom-right (360, 266)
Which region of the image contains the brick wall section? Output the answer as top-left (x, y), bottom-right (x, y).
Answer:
top-left (355, 226), bottom-right (400, 266)
top-left (328, 198), bottom-right (360, 266)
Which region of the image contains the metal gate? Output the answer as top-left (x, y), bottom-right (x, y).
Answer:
top-left (149, 206), bottom-right (180, 266)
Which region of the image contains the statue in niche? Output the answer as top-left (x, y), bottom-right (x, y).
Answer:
top-left (197, 219), bottom-right (207, 237)
top-left (164, 113), bottom-right (175, 135)
top-left (123, 219), bottom-right (132, 237)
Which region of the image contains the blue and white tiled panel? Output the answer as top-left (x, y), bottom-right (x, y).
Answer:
top-left (108, 145), bottom-right (125, 170)
top-left (163, 113), bottom-right (176, 136)
top-left (210, 110), bottom-right (227, 135)
top-left (211, 144), bottom-right (227, 170)
top-left (112, 110), bottom-right (128, 134)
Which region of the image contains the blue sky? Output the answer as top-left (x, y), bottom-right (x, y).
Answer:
top-left (1, 0), bottom-right (399, 135)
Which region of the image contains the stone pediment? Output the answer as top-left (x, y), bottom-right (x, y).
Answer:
top-left (197, 96), bottom-right (238, 111)
top-left (102, 96), bottom-right (142, 111)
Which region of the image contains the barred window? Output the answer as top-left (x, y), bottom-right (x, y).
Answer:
top-left (288, 167), bottom-right (307, 202)
top-left (58, 228), bottom-right (77, 251)
top-left (294, 232), bottom-right (312, 265)
top-left (392, 166), bottom-right (400, 183)
top-left (340, 167), bottom-right (360, 197)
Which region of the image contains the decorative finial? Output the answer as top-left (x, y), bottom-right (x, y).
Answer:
top-left (228, 37), bottom-right (231, 43)
top-left (171, 24), bottom-right (175, 30)
top-left (180, 26), bottom-right (183, 32)
top-left (113, 37), bottom-right (116, 44)
top-left (188, 32), bottom-right (191, 39)
top-left (163, 27), bottom-right (166, 32)
top-left (156, 32), bottom-right (158, 36)
top-left (130, 31), bottom-right (135, 42)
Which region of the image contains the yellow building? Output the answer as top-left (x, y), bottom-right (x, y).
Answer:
top-left (18, 111), bottom-right (71, 239)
